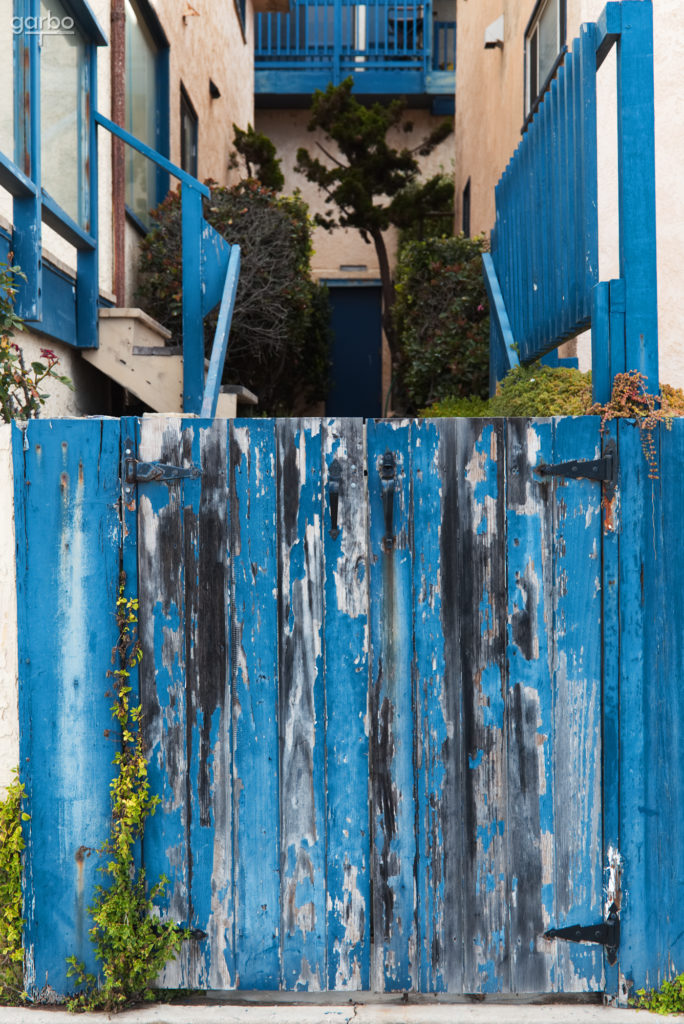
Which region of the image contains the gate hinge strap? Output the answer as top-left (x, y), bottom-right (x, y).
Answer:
top-left (125, 458), bottom-right (201, 485)
top-left (544, 904), bottom-right (620, 965)
top-left (535, 439), bottom-right (617, 491)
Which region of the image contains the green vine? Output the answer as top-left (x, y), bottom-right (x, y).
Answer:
top-left (0, 770), bottom-right (29, 1005)
top-left (632, 972), bottom-right (684, 1015)
top-left (66, 577), bottom-right (185, 1012)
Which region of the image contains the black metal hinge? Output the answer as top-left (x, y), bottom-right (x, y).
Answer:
top-left (123, 439), bottom-right (200, 500)
top-left (535, 439), bottom-right (617, 498)
top-left (544, 903), bottom-right (620, 965)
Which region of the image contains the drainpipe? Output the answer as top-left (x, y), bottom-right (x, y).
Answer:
top-left (111, 0), bottom-right (126, 306)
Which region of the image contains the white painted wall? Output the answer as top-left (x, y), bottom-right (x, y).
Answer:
top-left (0, 425), bottom-right (19, 799)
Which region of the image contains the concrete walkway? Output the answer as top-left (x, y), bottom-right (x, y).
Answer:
top-left (0, 1001), bottom-right (677, 1023)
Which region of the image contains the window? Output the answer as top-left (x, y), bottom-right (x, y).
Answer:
top-left (525, 0), bottom-right (566, 115)
top-left (41, 0), bottom-right (90, 227)
top-left (180, 85), bottom-right (198, 179)
top-left (125, 0), bottom-right (169, 228)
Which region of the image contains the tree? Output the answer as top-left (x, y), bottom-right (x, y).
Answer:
top-left (230, 123), bottom-right (284, 192)
top-left (295, 77), bottom-right (453, 361)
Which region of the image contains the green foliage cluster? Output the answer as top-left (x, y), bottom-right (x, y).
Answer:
top-left (393, 235), bottom-right (490, 411)
top-left (423, 362), bottom-right (594, 417)
top-left (633, 972), bottom-right (684, 1015)
top-left (230, 123), bottom-right (284, 192)
top-left (136, 181), bottom-right (330, 415)
top-left (0, 771), bottom-right (28, 1005)
top-left (67, 580), bottom-right (184, 1012)
top-left (0, 260), bottom-right (72, 421)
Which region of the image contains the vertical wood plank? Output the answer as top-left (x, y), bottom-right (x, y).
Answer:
top-left (138, 417), bottom-right (192, 987)
top-left (184, 419), bottom-right (235, 988)
top-left (550, 417), bottom-right (603, 992)
top-left (15, 419), bottom-right (121, 998)
top-left (367, 419), bottom-right (416, 992)
top-left (455, 419), bottom-right (509, 993)
top-left (505, 418), bottom-right (556, 993)
top-left (323, 418), bottom-right (371, 991)
top-left (231, 419), bottom-right (281, 989)
top-left (412, 419), bottom-right (451, 993)
top-left (277, 418), bottom-right (327, 990)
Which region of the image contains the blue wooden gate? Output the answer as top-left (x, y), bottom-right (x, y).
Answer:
top-left (14, 412), bottom-right (624, 997)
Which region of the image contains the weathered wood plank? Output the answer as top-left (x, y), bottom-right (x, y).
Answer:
top-left (184, 420), bottom-right (234, 988)
top-left (138, 417), bottom-right (192, 987)
top-left (505, 419), bottom-right (555, 993)
top-left (367, 419), bottom-right (417, 991)
top-left (323, 418), bottom-right (371, 991)
top-left (15, 419), bottom-right (122, 997)
top-left (412, 419), bottom-right (451, 993)
top-left (277, 419), bottom-right (327, 990)
top-left (454, 419), bottom-right (508, 994)
top-left (550, 417), bottom-right (603, 992)
top-left (231, 419), bottom-right (281, 989)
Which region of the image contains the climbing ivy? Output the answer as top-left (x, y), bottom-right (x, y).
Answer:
top-left (66, 578), bottom-right (185, 1012)
top-left (0, 770), bottom-right (28, 1005)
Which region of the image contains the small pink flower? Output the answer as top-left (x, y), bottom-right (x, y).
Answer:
top-left (477, 304), bottom-right (485, 313)
top-left (40, 348), bottom-right (57, 361)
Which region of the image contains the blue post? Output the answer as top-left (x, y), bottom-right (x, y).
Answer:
top-left (13, 0), bottom-right (41, 322)
top-left (615, 0), bottom-right (658, 389)
top-left (182, 183), bottom-right (205, 414)
top-left (76, 45), bottom-right (99, 347)
top-left (200, 245), bottom-right (241, 419)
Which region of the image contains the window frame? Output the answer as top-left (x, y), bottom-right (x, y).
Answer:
top-left (524, 0), bottom-right (567, 122)
top-left (124, 0), bottom-right (170, 231)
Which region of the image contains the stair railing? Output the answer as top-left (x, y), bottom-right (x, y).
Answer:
top-left (95, 112), bottom-right (240, 416)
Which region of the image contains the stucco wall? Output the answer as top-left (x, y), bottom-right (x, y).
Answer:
top-left (454, 0), bottom-right (684, 386)
top-left (0, 425), bottom-right (18, 799)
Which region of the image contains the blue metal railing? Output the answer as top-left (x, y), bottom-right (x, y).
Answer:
top-left (95, 113), bottom-right (240, 416)
top-left (255, 0), bottom-right (455, 84)
top-left (484, 1), bottom-right (658, 400)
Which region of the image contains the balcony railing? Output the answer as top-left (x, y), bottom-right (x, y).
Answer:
top-left (254, 0), bottom-right (455, 93)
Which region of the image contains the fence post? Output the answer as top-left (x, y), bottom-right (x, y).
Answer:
top-left (615, 0), bottom-right (658, 389)
top-left (182, 183), bottom-right (204, 415)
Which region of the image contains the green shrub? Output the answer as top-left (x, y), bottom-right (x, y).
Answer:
top-left (0, 770), bottom-right (28, 1005)
top-left (632, 972), bottom-right (684, 1015)
top-left (393, 234), bottom-right (489, 412)
top-left (136, 181), bottom-right (330, 415)
top-left (423, 362), bottom-right (593, 417)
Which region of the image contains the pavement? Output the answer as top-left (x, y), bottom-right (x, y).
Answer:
top-left (0, 997), bottom-right (678, 1023)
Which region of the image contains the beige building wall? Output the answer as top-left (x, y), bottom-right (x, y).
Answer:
top-left (455, 0), bottom-right (684, 387)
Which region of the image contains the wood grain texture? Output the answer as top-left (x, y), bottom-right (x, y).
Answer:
top-left (15, 419), bottom-right (122, 998)
top-left (138, 417), bottom-right (193, 987)
top-left (367, 419), bottom-right (417, 992)
top-left (323, 419), bottom-right (371, 991)
top-left (230, 420), bottom-right (281, 989)
top-left (277, 419), bottom-right (327, 990)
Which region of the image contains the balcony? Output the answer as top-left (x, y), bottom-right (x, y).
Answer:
top-left (254, 0), bottom-right (455, 106)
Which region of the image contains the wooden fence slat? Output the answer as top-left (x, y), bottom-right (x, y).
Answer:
top-left (454, 419), bottom-right (508, 993)
top-left (504, 418), bottom-right (556, 993)
top-left (550, 417), bottom-right (603, 992)
top-left (411, 420), bottom-right (451, 993)
top-left (323, 418), bottom-right (371, 991)
top-left (277, 419), bottom-right (327, 990)
top-left (15, 419), bottom-right (122, 997)
top-left (230, 420), bottom-right (281, 988)
top-left (367, 419), bottom-right (417, 991)
top-left (138, 417), bottom-right (192, 987)
top-left (184, 420), bottom-right (235, 988)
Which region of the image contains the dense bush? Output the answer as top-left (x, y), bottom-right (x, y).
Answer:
top-left (424, 363), bottom-right (593, 417)
top-left (393, 235), bottom-right (489, 412)
top-left (136, 181), bottom-right (330, 415)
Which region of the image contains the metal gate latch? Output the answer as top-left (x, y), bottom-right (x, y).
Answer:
top-left (123, 440), bottom-right (201, 499)
top-left (544, 903), bottom-right (620, 965)
top-left (535, 439), bottom-right (617, 497)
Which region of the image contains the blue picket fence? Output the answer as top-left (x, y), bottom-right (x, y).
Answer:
top-left (484, 1), bottom-right (658, 400)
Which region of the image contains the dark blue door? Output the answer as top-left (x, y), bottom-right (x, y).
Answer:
top-left (326, 283), bottom-right (382, 417)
